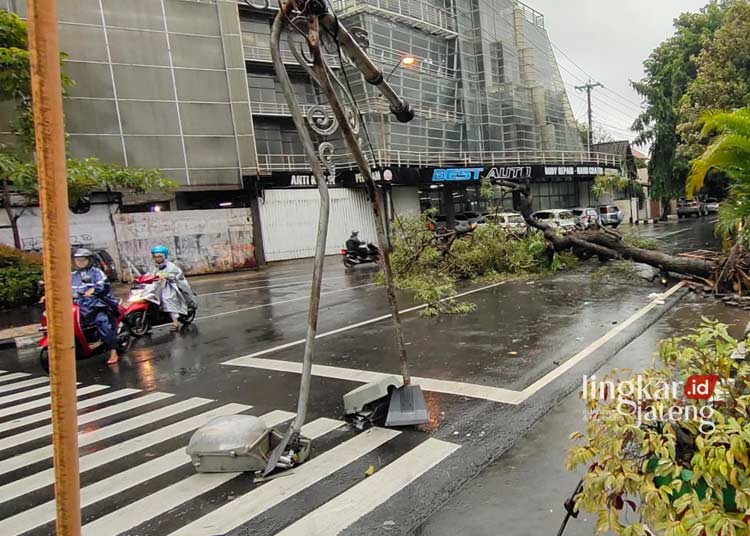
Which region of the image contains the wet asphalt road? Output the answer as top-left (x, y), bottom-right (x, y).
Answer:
top-left (0, 216), bottom-right (729, 536)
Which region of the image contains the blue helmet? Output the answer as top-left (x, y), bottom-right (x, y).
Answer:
top-left (151, 245), bottom-right (169, 258)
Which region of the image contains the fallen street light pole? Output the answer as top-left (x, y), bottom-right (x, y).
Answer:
top-left (27, 0), bottom-right (81, 534)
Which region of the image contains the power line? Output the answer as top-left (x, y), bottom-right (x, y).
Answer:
top-left (550, 42), bottom-right (645, 112)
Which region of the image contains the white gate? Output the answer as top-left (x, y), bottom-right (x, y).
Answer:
top-left (258, 188), bottom-right (378, 261)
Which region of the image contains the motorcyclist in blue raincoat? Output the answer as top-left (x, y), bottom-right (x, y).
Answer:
top-left (72, 249), bottom-right (120, 364)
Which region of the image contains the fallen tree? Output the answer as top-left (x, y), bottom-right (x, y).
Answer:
top-left (494, 178), bottom-right (745, 293)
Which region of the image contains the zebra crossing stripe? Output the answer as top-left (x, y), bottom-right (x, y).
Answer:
top-left (298, 417), bottom-right (345, 439)
top-left (0, 403), bottom-right (249, 502)
top-left (0, 377), bottom-right (48, 394)
top-left (168, 427), bottom-right (401, 536)
top-left (0, 409), bottom-right (294, 535)
top-left (0, 384), bottom-right (107, 420)
top-left (0, 390), bottom-right (174, 453)
top-left (0, 393), bottom-right (195, 475)
top-left (0, 386), bottom-right (123, 433)
top-left (81, 416), bottom-right (345, 536)
top-left (0, 372), bottom-right (31, 384)
top-left (0, 383), bottom-right (57, 406)
top-left (277, 439), bottom-right (460, 536)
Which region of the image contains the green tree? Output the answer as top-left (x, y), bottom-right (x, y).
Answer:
top-left (0, 9), bottom-right (174, 249)
top-left (678, 0), bottom-right (750, 162)
top-left (631, 2), bottom-right (725, 212)
top-left (687, 108), bottom-right (750, 245)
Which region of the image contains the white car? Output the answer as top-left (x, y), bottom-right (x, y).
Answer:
top-left (477, 212), bottom-right (528, 234)
top-left (571, 207), bottom-right (600, 230)
top-left (531, 209), bottom-right (577, 231)
top-left (704, 198), bottom-right (720, 213)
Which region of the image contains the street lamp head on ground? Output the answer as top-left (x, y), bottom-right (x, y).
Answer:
top-left (386, 55), bottom-right (417, 81)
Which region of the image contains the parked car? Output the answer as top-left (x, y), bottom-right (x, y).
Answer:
top-left (677, 198), bottom-right (706, 218)
top-left (477, 212), bottom-right (528, 234)
top-left (597, 205), bottom-right (624, 228)
top-left (531, 209), bottom-right (576, 231)
top-left (571, 207), bottom-right (600, 230)
top-left (704, 197), bottom-right (720, 213)
top-left (453, 213), bottom-right (476, 233)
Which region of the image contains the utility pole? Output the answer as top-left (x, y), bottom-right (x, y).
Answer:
top-left (27, 0), bottom-right (81, 534)
top-left (575, 80), bottom-right (603, 158)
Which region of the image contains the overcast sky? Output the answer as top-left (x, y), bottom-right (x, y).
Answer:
top-left (528, 0), bottom-right (708, 146)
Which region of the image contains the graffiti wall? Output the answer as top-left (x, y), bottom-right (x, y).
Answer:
top-left (114, 208), bottom-right (256, 278)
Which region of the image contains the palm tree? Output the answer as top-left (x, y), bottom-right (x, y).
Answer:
top-left (688, 108), bottom-right (750, 244)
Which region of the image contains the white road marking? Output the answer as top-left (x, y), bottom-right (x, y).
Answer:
top-left (0, 391), bottom-right (172, 453)
top-left (81, 415), bottom-right (341, 536)
top-left (226, 357), bottom-right (524, 405)
top-left (520, 282), bottom-right (686, 398)
top-left (196, 283), bottom-right (376, 322)
top-left (0, 383), bottom-right (57, 406)
top-left (0, 409), bottom-right (294, 535)
top-left (228, 283), bottom-right (685, 406)
top-left (0, 372), bottom-right (31, 383)
top-left (0, 393), bottom-right (197, 475)
top-left (0, 403), bottom-right (249, 502)
top-left (0, 384), bottom-right (105, 420)
top-left (299, 417), bottom-right (345, 439)
top-left (277, 439), bottom-right (460, 536)
top-left (0, 385), bottom-right (120, 433)
top-left (197, 273), bottom-right (371, 298)
top-left (656, 227), bottom-right (693, 238)
top-left (0, 377), bottom-right (48, 394)
top-left (168, 427), bottom-right (400, 536)
top-left (226, 280), bottom-right (509, 360)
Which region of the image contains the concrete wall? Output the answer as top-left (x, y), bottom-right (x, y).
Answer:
top-left (114, 208), bottom-right (256, 277)
top-left (0, 201), bottom-right (119, 261)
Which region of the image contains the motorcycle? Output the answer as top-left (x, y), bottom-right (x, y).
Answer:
top-left (341, 242), bottom-right (380, 268)
top-left (38, 302), bottom-right (130, 373)
top-left (125, 274), bottom-right (197, 337)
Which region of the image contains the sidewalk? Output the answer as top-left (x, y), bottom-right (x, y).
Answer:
top-left (416, 295), bottom-right (748, 536)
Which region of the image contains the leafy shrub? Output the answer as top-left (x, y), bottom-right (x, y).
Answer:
top-left (0, 244), bottom-right (43, 309)
top-left (567, 320), bottom-right (750, 535)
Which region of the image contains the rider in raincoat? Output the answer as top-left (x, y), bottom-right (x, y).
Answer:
top-left (148, 245), bottom-right (196, 331)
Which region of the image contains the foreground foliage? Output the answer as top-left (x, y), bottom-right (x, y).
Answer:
top-left (568, 320), bottom-right (750, 535)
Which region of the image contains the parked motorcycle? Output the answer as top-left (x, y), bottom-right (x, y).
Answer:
top-left (341, 242), bottom-right (380, 268)
top-left (38, 302), bottom-right (130, 373)
top-left (125, 274), bottom-right (197, 337)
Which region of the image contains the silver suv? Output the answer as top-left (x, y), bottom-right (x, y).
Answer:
top-left (597, 205), bottom-right (624, 228)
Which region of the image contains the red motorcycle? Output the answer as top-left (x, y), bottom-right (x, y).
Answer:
top-left (124, 274), bottom-right (196, 337)
top-left (38, 302), bottom-right (131, 373)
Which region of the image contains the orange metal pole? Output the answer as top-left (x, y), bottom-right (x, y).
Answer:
top-left (26, 0), bottom-right (81, 534)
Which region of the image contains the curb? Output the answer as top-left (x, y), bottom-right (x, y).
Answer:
top-left (633, 218), bottom-right (662, 225)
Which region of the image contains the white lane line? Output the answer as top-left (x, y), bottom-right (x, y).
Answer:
top-left (0, 409), bottom-right (293, 536)
top-left (656, 227), bottom-right (694, 238)
top-left (0, 384), bottom-right (56, 406)
top-left (197, 273), bottom-right (371, 298)
top-left (196, 283), bottom-right (376, 322)
top-left (80, 415), bottom-right (340, 536)
top-left (299, 417), bottom-right (345, 439)
top-left (0, 384), bottom-right (107, 420)
top-left (168, 427), bottom-right (400, 536)
top-left (0, 385), bottom-right (118, 433)
top-left (277, 439), bottom-right (460, 536)
top-left (0, 393), bottom-right (196, 475)
top-left (0, 372), bottom-right (31, 383)
top-left (228, 282), bottom-right (685, 406)
top-left (520, 282), bottom-right (686, 398)
top-left (0, 377), bottom-right (48, 394)
top-left (226, 357), bottom-right (524, 405)
top-left (0, 384), bottom-right (83, 417)
top-left (224, 280), bottom-right (509, 360)
top-left (0, 403), bottom-right (249, 503)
